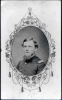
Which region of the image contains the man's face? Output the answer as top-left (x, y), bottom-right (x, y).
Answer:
top-left (23, 40), bottom-right (37, 57)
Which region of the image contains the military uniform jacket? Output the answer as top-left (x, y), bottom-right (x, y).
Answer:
top-left (16, 55), bottom-right (46, 76)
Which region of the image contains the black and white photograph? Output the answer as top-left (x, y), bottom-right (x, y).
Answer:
top-left (12, 26), bottom-right (49, 76)
top-left (1, 0), bottom-right (61, 99)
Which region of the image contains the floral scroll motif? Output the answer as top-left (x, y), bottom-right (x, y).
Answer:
top-left (5, 8), bottom-right (56, 91)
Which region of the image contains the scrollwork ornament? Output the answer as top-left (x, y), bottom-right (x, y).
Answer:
top-left (5, 8), bottom-right (56, 92)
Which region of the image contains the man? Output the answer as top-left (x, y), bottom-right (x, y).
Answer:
top-left (16, 37), bottom-right (46, 76)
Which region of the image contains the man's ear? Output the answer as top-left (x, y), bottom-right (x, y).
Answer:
top-left (35, 48), bottom-right (37, 52)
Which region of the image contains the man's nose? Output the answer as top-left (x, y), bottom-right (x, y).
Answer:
top-left (25, 47), bottom-right (29, 51)
top-left (26, 49), bottom-right (29, 51)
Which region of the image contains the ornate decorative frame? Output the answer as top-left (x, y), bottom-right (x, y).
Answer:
top-left (5, 8), bottom-right (56, 92)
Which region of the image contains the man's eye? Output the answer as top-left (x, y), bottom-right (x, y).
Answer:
top-left (28, 46), bottom-right (32, 47)
top-left (24, 46), bottom-right (27, 47)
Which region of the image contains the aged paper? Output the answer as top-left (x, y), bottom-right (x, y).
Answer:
top-left (1, 1), bottom-right (61, 99)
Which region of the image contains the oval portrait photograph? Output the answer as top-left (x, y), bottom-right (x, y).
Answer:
top-left (11, 26), bottom-right (49, 76)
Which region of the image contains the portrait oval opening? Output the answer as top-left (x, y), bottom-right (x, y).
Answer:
top-left (11, 26), bottom-right (49, 76)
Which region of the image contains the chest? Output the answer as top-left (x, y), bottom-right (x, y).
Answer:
top-left (19, 62), bottom-right (38, 71)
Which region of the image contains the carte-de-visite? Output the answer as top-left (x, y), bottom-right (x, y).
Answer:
top-left (5, 8), bottom-right (56, 92)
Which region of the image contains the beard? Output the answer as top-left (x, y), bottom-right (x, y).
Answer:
top-left (24, 52), bottom-right (35, 60)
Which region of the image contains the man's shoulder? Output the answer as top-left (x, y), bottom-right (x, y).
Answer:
top-left (33, 55), bottom-right (40, 61)
top-left (19, 59), bottom-right (24, 64)
top-left (16, 59), bottom-right (25, 69)
top-left (38, 59), bottom-right (46, 68)
top-left (38, 59), bottom-right (44, 64)
top-left (33, 56), bottom-right (44, 63)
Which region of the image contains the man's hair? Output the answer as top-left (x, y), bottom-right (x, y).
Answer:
top-left (22, 37), bottom-right (38, 48)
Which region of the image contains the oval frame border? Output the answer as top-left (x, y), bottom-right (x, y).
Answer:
top-left (5, 8), bottom-right (56, 91)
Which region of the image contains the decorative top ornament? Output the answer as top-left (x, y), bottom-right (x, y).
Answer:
top-left (28, 7), bottom-right (32, 16)
top-left (28, 7), bottom-right (32, 12)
